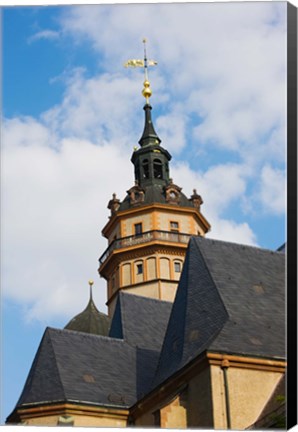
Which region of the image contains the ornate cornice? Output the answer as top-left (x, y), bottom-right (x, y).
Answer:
top-left (102, 203), bottom-right (209, 239)
top-left (8, 401), bottom-right (129, 423)
top-left (99, 243), bottom-right (187, 278)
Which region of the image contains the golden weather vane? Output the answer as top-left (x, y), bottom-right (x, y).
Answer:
top-left (124, 38), bottom-right (158, 103)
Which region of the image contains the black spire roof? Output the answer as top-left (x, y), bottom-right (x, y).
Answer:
top-left (117, 101), bottom-right (203, 212)
top-left (138, 103), bottom-right (161, 147)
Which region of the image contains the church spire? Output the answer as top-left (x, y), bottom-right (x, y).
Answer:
top-left (138, 103), bottom-right (161, 147)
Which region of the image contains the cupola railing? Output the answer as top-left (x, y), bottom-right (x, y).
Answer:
top-left (99, 230), bottom-right (191, 265)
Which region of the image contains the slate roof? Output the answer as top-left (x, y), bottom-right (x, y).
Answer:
top-left (12, 294), bottom-right (173, 414)
top-left (109, 292), bottom-right (172, 351)
top-left (153, 237), bottom-right (286, 387)
top-left (64, 296), bottom-right (110, 336)
top-left (109, 293), bottom-right (173, 398)
top-left (9, 237), bottom-right (285, 420)
top-left (15, 327), bottom-right (137, 410)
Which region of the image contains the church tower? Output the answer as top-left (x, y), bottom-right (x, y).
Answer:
top-left (98, 40), bottom-right (210, 315)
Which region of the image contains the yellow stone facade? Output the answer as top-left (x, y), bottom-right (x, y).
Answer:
top-left (99, 203), bottom-right (210, 315)
top-left (131, 353), bottom-right (286, 430)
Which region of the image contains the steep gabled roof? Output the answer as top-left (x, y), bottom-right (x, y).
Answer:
top-left (152, 237), bottom-right (229, 387)
top-left (109, 292), bottom-right (173, 397)
top-left (153, 237), bottom-right (286, 388)
top-left (201, 238), bottom-right (286, 358)
top-left (109, 292), bottom-right (172, 351)
top-left (9, 237), bottom-right (285, 422)
top-left (13, 293), bottom-right (173, 414)
top-left (15, 327), bottom-right (137, 410)
top-left (16, 328), bottom-right (66, 407)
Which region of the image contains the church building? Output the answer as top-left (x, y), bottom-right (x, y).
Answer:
top-left (6, 42), bottom-right (286, 429)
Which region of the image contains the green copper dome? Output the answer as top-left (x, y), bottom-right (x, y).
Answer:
top-left (65, 285), bottom-right (110, 336)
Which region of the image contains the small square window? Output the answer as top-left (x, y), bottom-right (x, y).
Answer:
top-left (170, 221), bottom-right (179, 232)
top-left (135, 223), bottom-right (143, 236)
top-left (174, 262), bottom-right (181, 273)
top-left (137, 263), bottom-right (143, 274)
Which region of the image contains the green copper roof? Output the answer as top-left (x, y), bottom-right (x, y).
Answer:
top-left (64, 295), bottom-right (110, 336)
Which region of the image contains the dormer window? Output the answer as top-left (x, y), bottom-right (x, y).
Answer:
top-left (127, 183), bottom-right (145, 206)
top-left (165, 181), bottom-right (182, 204)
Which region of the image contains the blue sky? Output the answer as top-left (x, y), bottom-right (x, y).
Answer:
top-left (1, 2), bottom-right (288, 424)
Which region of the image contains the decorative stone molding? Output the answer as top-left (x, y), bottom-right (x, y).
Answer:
top-left (127, 181), bottom-right (145, 206)
top-left (164, 179), bottom-right (182, 204)
top-left (107, 193), bottom-right (120, 215)
top-left (189, 189), bottom-right (203, 210)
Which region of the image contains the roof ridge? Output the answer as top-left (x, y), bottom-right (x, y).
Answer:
top-left (191, 238), bottom-right (229, 319)
top-left (47, 328), bottom-right (67, 402)
top-left (150, 249), bottom-right (191, 387)
top-left (120, 292), bottom-right (130, 341)
top-left (198, 236), bottom-right (281, 254)
top-left (15, 328), bottom-right (66, 408)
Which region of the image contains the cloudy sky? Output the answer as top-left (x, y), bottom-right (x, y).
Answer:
top-left (1, 1), bottom-right (288, 423)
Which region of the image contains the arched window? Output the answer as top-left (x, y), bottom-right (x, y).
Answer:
top-left (142, 159), bottom-right (149, 179)
top-left (153, 159), bottom-right (163, 179)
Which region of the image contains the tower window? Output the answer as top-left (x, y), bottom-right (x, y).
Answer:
top-left (136, 263), bottom-right (143, 274)
top-left (142, 159), bottom-right (149, 179)
top-left (174, 261), bottom-right (182, 273)
top-left (135, 223), bottom-right (143, 236)
top-left (170, 221), bottom-right (179, 232)
top-left (153, 159), bottom-right (163, 179)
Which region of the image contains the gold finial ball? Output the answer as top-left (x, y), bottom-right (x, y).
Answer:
top-left (142, 87), bottom-right (152, 99)
top-left (142, 80), bottom-right (152, 99)
top-left (88, 280), bottom-right (94, 286)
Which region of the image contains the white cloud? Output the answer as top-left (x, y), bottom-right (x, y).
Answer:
top-left (58, 3), bottom-right (286, 165)
top-left (156, 109), bottom-right (187, 154)
top-left (171, 161), bottom-right (257, 246)
top-left (2, 117), bottom-right (133, 321)
top-left (2, 3), bottom-right (286, 323)
top-left (42, 68), bottom-right (143, 148)
top-left (28, 29), bottom-right (60, 44)
top-left (258, 164), bottom-right (286, 214)
top-left (2, 111), bottom-right (258, 324)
